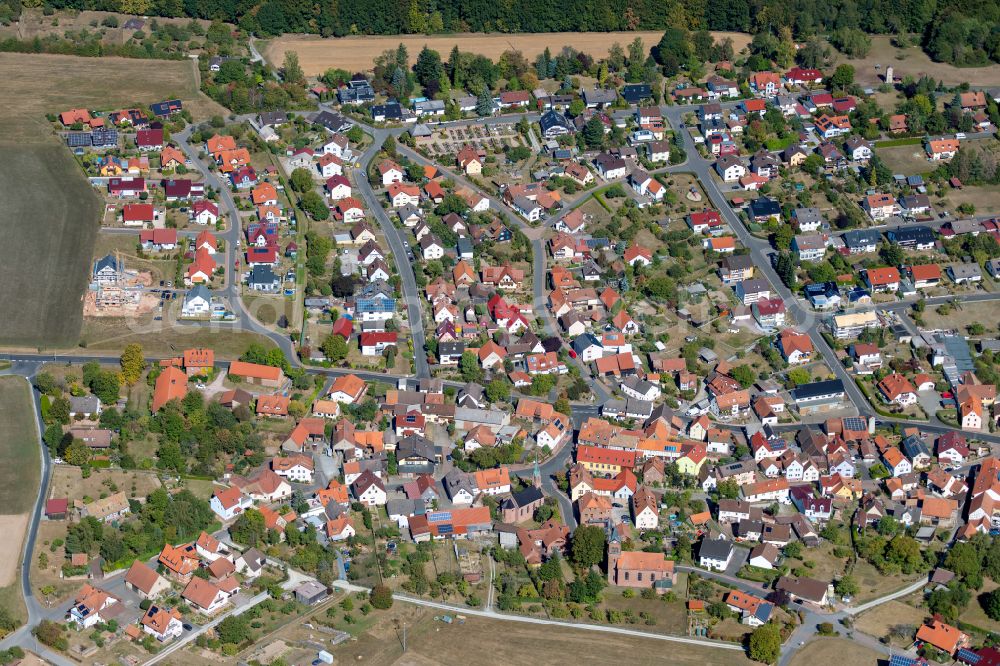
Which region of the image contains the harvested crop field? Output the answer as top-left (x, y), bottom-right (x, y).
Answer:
top-left (0, 52), bottom-right (225, 348)
top-left (0, 52), bottom-right (225, 139)
top-left (263, 31), bottom-right (752, 76)
top-left (834, 36), bottom-right (1000, 88)
top-left (0, 515), bottom-right (29, 588)
top-left (0, 145), bottom-right (99, 347)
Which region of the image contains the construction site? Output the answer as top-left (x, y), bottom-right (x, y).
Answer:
top-left (83, 251), bottom-right (159, 317)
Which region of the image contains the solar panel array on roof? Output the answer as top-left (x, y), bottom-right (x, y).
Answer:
top-left (957, 649), bottom-right (982, 665)
top-left (843, 417), bottom-right (867, 432)
top-left (65, 132), bottom-right (91, 147)
top-left (92, 129), bottom-right (119, 147)
top-left (888, 656), bottom-right (921, 666)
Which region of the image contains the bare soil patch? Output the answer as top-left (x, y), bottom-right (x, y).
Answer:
top-left (264, 31), bottom-right (752, 76)
top-left (0, 515), bottom-right (29, 587)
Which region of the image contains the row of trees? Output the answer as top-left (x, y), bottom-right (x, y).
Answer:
top-left (39, 0), bottom-right (1000, 65)
top-left (64, 487), bottom-right (215, 570)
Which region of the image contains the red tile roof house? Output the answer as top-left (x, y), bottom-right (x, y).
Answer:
top-left (108, 177), bottom-right (145, 198)
top-left (878, 373), bottom-right (918, 406)
top-left (864, 266), bottom-right (901, 293)
top-left (139, 228), bottom-right (177, 252)
top-left (125, 560), bottom-right (171, 599)
top-left (182, 577), bottom-right (234, 614)
top-left (227, 360), bottom-right (284, 387)
top-left (122, 203), bottom-right (155, 227)
top-left (607, 547), bottom-right (676, 592)
top-left (136, 128), bottom-right (164, 151)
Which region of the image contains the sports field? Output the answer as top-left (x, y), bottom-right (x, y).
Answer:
top-left (263, 31), bottom-right (753, 76)
top-left (0, 52), bottom-right (225, 348)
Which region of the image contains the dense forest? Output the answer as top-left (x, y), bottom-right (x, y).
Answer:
top-left (7, 0), bottom-right (1000, 65)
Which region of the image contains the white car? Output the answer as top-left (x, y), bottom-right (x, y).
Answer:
top-left (955, 133), bottom-right (967, 140)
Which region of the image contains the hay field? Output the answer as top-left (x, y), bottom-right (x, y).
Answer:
top-left (835, 36), bottom-right (1000, 88)
top-left (0, 52), bottom-right (224, 347)
top-left (263, 31), bottom-right (753, 76)
top-left (0, 52), bottom-right (225, 140)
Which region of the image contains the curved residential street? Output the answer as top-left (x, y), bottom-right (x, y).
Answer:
top-left (0, 87), bottom-right (996, 666)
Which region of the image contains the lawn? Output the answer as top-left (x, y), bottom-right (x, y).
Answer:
top-left (852, 559), bottom-right (926, 603)
top-left (600, 586), bottom-right (688, 636)
top-left (0, 376), bottom-right (42, 626)
top-left (875, 144), bottom-right (933, 177)
top-left (0, 52), bottom-right (224, 141)
top-left (244, 293), bottom-right (298, 329)
top-left (939, 183), bottom-right (1000, 217)
top-left (47, 466), bottom-right (162, 508)
top-left (788, 636), bottom-right (883, 666)
top-left (961, 578), bottom-right (1000, 634)
top-left (919, 303), bottom-right (992, 334)
top-left (93, 233), bottom-right (177, 285)
top-left (0, 377), bottom-right (42, 514)
top-left (77, 317), bottom-right (272, 358)
top-left (788, 543), bottom-right (849, 584)
top-left (854, 599), bottom-right (927, 645)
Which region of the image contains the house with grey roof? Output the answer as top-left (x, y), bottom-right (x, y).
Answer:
top-left (582, 88), bottom-right (617, 108)
top-left (948, 262), bottom-right (983, 284)
top-left (699, 538), bottom-right (734, 571)
top-left (792, 207), bottom-right (824, 232)
top-left (70, 395), bottom-right (102, 419)
top-left (443, 469), bottom-right (476, 504)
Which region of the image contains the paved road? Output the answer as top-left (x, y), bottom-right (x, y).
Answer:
top-left (660, 105), bottom-right (873, 417)
top-left (394, 144), bottom-right (610, 402)
top-left (512, 438), bottom-right (577, 529)
top-left (173, 128), bottom-right (301, 364)
top-left (348, 128), bottom-right (430, 378)
top-left (144, 591), bottom-right (269, 665)
top-left (845, 577), bottom-right (928, 616)
top-left (0, 371), bottom-right (58, 659)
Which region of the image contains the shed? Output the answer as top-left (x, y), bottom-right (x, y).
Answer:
top-left (294, 581), bottom-right (329, 605)
top-left (46, 498), bottom-right (69, 519)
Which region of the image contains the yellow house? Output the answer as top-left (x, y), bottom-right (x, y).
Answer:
top-left (676, 443), bottom-right (707, 476)
top-left (99, 159), bottom-right (124, 176)
top-left (576, 445), bottom-right (636, 476)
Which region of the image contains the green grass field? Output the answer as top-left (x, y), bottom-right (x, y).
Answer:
top-left (0, 376), bottom-right (42, 627)
top-left (0, 377), bottom-right (41, 514)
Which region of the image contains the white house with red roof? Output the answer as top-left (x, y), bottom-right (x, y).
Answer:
top-left (191, 200), bottom-right (219, 226)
